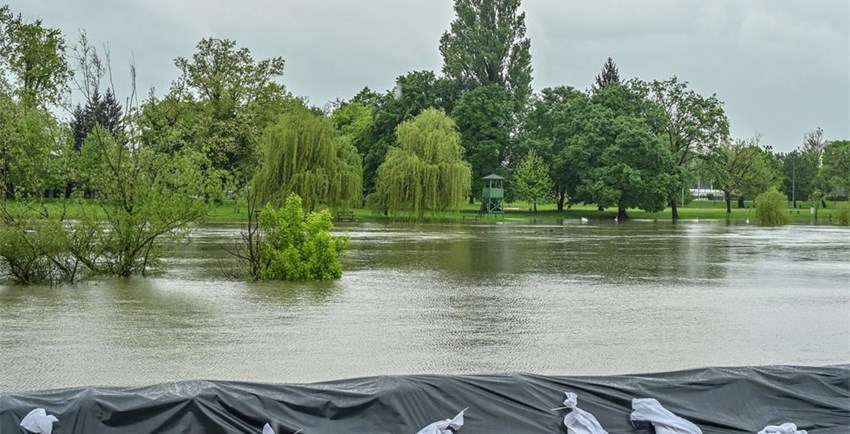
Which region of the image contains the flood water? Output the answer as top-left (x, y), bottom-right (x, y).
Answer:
top-left (1, 221), bottom-right (849, 392)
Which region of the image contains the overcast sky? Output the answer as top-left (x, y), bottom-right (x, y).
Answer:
top-left (9, 0), bottom-right (849, 151)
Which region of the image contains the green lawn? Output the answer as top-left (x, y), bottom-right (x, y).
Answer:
top-left (7, 198), bottom-right (848, 225)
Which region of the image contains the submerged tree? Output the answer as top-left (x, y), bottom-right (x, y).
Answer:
top-left (371, 109), bottom-right (472, 219)
top-left (253, 108), bottom-right (362, 211)
top-left (72, 126), bottom-right (224, 277)
top-left (256, 194), bottom-right (349, 281)
top-left (755, 187), bottom-right (790, 226)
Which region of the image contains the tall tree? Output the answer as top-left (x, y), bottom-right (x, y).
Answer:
top-left (512, 150), bottom-right (551, 212)
top-left (155, 37), bottom-right (291, 177)
top-left (592, 57), bottom-right (620, 92)
top-left (802, 127), bottom-right (826, 165)
top-left (634, 77), bottom-right (730, 220)
top-left (362, 70), bottom-right (451, 194)
top-left (781, 149), bottom-right (819, 208)
top-left (521, 86), bottom-right (592, 210)
top-left (707, 138), bottom-right (775, 214)
top-left (818, 140), bottom-right (850, 198)
top-left (370, 109), bottom-right (472, 219)
top-left (0, 6), bottom-right (70, 107)
top-left (573, 84), bottom-right (677, 220)
top-left (451, 84), bottom-right (515, 201)
top-left (253, 108), bottom-right (362, 211)
top-left (439, 0), bottom-right (532, 111)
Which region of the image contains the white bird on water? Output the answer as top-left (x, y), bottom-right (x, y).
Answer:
top-left (580, 217), bottom-right (589, 223)
top-left (746, 219), bottom-right (750, 225)
top-left (614, 216), bottom-right (618, 222)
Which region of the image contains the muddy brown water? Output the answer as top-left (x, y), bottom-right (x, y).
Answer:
top-left (1, 221), bottom-right (848, 392)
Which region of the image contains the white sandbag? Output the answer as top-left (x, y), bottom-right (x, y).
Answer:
top-left (20, 408), bottom-right (58, 434)
top-left (416, 409), bottom-right (465, 434)
top-left (758, 423), bottom-right (807, 434)
top-left (630, 398), bottom-right (701, 434)
top-left (562, 392), bottom-right (608, 434)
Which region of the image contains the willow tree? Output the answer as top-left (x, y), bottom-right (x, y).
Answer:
top-left (371, 109), bottom-right (471, 219)
top-left (253, 109), bottom-right (362, 211)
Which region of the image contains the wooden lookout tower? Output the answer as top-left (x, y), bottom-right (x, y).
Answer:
top-left (481, 174), bottom-right (505, 216)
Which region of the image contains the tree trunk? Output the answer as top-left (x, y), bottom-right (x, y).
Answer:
top-left (468, 195), bottom-right (475, 205)
top-left (598, 205), bottom-right (605, 212)
top-left (725, 191), bottom-right (732, 214)
top-left (617, 207), bottom-right (628, 221)
top-left (556, 191), bottom-right (565, 211)
top-left (737, 195), bottom-right (745, 209)
top-left (670, 199), bottom-right (679, 221)
top-left (533, 202), bottom-right (537, 212)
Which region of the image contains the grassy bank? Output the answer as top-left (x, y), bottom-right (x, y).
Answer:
top-left (206, 199), bottom-right (849, 224)
top-left (6, 198), bottom-right (847, 225)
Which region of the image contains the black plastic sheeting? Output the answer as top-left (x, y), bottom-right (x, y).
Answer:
top-left (1, 366), bottom-right (848, 433)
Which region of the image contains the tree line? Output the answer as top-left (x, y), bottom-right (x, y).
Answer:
top-left (1, 1), bottom-right (848, 282)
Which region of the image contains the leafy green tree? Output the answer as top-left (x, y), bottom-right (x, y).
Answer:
top-left (755, 187), bottom-right (790, 226)
top-left (147, 37), bottom-right (292, 178)
top-left (371, 109), bottom-right (472, 219)
top-left (592, 57), bottom-right (620, 92)
top-left (0, 5), bottom-right (71, 107)
top-left (634, 77), bottom-right (730, 220)
top-left (521, 86), bottom-right (592, 210)
top-left (707, 138), bottom-right (775, 214)
top-left (819, 140), bottom-right (850, 197)
top-left (573, 84), bottom-right (676, 220)
top-left (253, 108), bottom-right (362, 211)
top-left (0, 89), bottom-right (66, 198)
top-left (780, 149), bottom-right (819, 208)
top-left (73, 126), bottom-right (224, 277)
top-left (512, 151), bottom-right (551, 212)
top-left (451, 84), bottom-right (515, 201)
top-left (256, 194), bottom-right (348, 281)
top-left (739, 145), bottom-right (782, 207)
top-left (439, 0), bottom-right (532, 111)
top-left (66, 88), bottom-right (124, 197)
top-left (802, 127), bottom-right (826, 164)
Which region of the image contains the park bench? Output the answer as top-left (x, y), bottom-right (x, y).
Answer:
top-left (335, 211), bottom-right (355, 222)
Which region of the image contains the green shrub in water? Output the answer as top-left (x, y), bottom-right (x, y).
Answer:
top-left (258, 194), bottom-right (349, 281)
top-left (755, 187), bottom-right (790, 226)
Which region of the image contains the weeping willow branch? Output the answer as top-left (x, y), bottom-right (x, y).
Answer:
top-left (253, 109), bottom-right (363, 211)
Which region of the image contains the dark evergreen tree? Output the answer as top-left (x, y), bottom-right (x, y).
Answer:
top-left (65, 88), bottom-right (124, 197)
top-left (593, 57), bottom-right (621, 92)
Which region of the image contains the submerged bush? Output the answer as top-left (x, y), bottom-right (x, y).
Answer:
top-left (258, 194), bottom-right (348, 281)
top-left (0, 220), bottom-right (81, 284)
top-left (836, 205), bottom-right (850, 226)
top-left (755, 187), bottom-right (790, 226)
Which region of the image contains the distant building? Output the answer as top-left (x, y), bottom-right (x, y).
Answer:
top-left (689, 180), bottom-right (723, 200)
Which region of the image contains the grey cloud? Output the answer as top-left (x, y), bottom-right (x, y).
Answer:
top-left (8, 0), bottom-right (848, 150)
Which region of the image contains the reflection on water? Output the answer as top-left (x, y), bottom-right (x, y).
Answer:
top-left (1, 221), bottom-right (849, 392)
